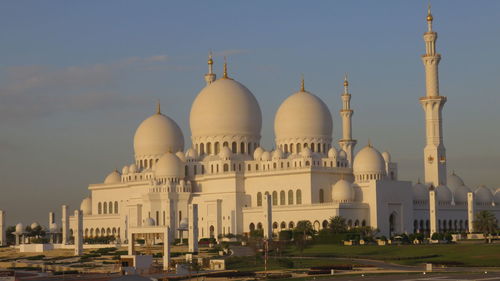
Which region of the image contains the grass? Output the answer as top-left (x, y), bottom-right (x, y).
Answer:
top-left (285, 243), bottom-right (500, 267)
top-left (225, 255), bottom-right (365, 271)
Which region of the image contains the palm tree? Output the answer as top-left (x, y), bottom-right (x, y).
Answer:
top-left (328, 216), bottom-right (347, 233)
top-left (293, 220), bottom-right (314, 253)
top-left (473, 210), bottom-right (498, 243)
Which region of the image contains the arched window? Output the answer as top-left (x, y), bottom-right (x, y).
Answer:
top-left (223, 163), bottom-right (229, 172)
top-left (288, 190), bottom-right (294, 205)
top-left (311, 143), bottom-right (315, 152)
top-left (209, 225), bottom-right (215, 238)
top-left (319, 189), bottom-right (324, 203)
top-left (215, 142), bottom-right (220, 154)
top-left (240, 142), bottom-right (245, 154)
top-left (249, 223), bottom-right (255, 231)
top-left (362, 220), bottom-right (366, 227)
top-left (273, 222), bottom-right (278, 229)
top-left (257, 192), bottom-right (262, 206)
top-left (296, 190), bottom-right (302, 204)
top-left (206, 142), bottom-right (212, 155)
top-left (272, 191), bottom-right (278, 205)
top-left (257, 223), bottom-right (263, 230)
top-left (223, 141), bottom-right (228, 147)
top-left (290, 143), bottom-right (294, 153)
top-left (108, 201), bottom-right (113, 214)
top-left (305, 161), bottom-right (310, 166)
top-left (288, 221), bottom-right (294, 229)
top-left (354, 219), bottom-right (359, 227)
top-left (185, 165), bottom-right (189, 176)
top-left (322, 220), bottom-right (328, 229)
top-left (98, 202), bottom-right (102, 214)
top-left (232, 142), bottom-right (237, 153)
top-left (284, 144), bottom-right (288, 153)
top-left (103, 202), bottom-right (107, 214)
top-left (280, 221), bottom-right (286, 229)
top-left (280, 190), bottom-right (285, 205)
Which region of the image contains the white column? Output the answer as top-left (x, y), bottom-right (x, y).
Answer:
top-left (0, 210), bottom-right (5, 246)
top-left (262, 194), bottom-right (272, 239)
top-left (62, 205), bottom-right (69, 244)
top-left (74, 210), bottom-right (83, 256)
top-left (467, 192), bottom-right (475, 233)
top-left (188, 204), bottom-right (198, 253)
top-left (163, 227), bottom-right (171, 271)
top-left (429, 189), bottom-right (438, 235)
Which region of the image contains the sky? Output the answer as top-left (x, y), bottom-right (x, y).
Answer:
top-left (0, 0), bottom-right (499, 227)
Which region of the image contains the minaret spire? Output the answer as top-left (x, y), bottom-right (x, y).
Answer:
top-left (338, 73), bottom-right (357, 167)
top-left (156, 100), bottom-right (161, 115)
top-left (420, 5), bottom-right (447, 186)
top-left (300, 74), bottom-right (305, 92)
top-left (222, 56), bottom-right (228, 79)
top-left (204, 51), bottom-right (216, 85)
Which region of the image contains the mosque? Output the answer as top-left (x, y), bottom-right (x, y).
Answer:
top-left (61, 7), bottom-right (500, 243)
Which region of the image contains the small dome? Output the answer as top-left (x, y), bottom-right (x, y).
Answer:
top-left (30, 222), bottom-right (40, 229)
top-left (104, 170), bottom-right (121, 184)
top-left (382, 151), bottom-right (391, 163)
top-left (185, 148), bottom-right (198, 160)
top-left (253, 147), bottom-right (264, 160)
top-left (447, 172), bottom-right (465, 190)
top-left (274, 89), bottom-right (332, 143)
top-left (49, 223), bottom-right (58, 232)
top-left (475, 186), bottom-right (493, 205)
top-left (494, 189), bottom-right (500, 205)
top-left (80, 197), bottom-right (92, 215)
top-left (121, 166), bottom-right (129, 175)
top-left (190, 78), bottom-right (262, 139)
top-left (155, 153), bottom-right (184, 178)
top-left (134, 111), bottom-right (184, 160)
top-left (332, 179), bottom-right (355, 203)
top-left (219, 146), bottom-right (232, 159)
top-left (260, 151), bottom-right (271, 161)
top-left (338, 150), bottom-right (347, 160)
top-left (179, 217), bottom-right (188, 230)
top-left (129, 164), bottom-right (137, 173)
top-left (15, 223), bottom-right (24, 233)
top-left (412, 182), bottom-right (428, 201)
top-left (175, 151), bottom-right (186, 162)
top-left (353, 145), bottom-right (386, 175)
top-left (144, 217), bottom-right (155, 226)
top-left (453, 185), bottom-right (471, 204)
top-left (328, 147), bottom-right (338, 158)
top-left (301, 147), bottom-right (312, 157)
top-left (272, 149), bottom-right (284, 160)
top-left (436, 185), bottom-right (452, 203)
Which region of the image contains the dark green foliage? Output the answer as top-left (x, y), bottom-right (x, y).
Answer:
top-left (276, 258), bottom-right (294, 268)
top-left (278, 230), bottom-right (293, 241)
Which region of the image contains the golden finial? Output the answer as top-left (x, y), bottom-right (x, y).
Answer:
top-left (343, 73), bottom-right (349, 87)
top-left (427, 3), bottom-right (433, 21)
top-left (208, 51), bottom-right (213, 65)
top-left (156, 100), bottom-right (161, 115)
top-left (223, 56), bottom-right (228, 78)
top-left (300, 74), bottom-right (305, 92)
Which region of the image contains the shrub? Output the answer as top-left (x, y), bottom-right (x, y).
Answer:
top-left (277, 258), bottom-right (294, 268)
top-left (279, 230), bottom-right (293, 241)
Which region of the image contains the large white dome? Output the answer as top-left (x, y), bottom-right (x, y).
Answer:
top-left (474, 186), bottom-right (493, 205)
top-left (190, 78), bottom-right (262, 138)
top-left (332, 179), bottom-right (355, 203)
top-left (133, 110), bottom-right (184, 160)
top-left (435, 185), bottom-right (452, 203)
top-left (155, 153), bottom-right (184, 179)
top-left (412, 182), bottom-right (428, 202)
top-left (353, 144), bottom-right (386, 177)
top-left (274, 88), bottom-right (332, 146)
top-left (447, 172), bottom-right (465, 190)
top-left (80, 197), bottom-right (92, 215)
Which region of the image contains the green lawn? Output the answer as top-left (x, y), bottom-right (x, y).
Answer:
top-left (285, 243), bottom-right (500, 267)
top-left (225, 255), bottom-right (364, 271)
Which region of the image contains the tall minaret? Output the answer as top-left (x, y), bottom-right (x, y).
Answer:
top-left (339, 74), bottom-right (357, 167)
top-left (420, 5), bottom-right (447, 186)
top-left (204, 52), bottom-right (216, 85)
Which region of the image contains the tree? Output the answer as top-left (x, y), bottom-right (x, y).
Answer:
top-left (293, 220), bottom-right (314, 254)
top-left (473, 210), bottom-right (498, 243)
top-left (328, 216), bottom-right (347, 233)
top-left (5, 226), bottom-right (15, 245)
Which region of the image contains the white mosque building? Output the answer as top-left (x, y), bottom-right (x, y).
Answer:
top-left (64, 8), bottom-right (500, 243)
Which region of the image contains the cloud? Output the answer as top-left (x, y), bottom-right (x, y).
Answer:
top-left (0, 55), bottom-right (169, 122)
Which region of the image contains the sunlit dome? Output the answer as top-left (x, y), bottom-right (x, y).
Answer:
top-left (104, 170), bottom-right (121, 184)
top-left (332, 179), bottom-right (355, 203)
top-left (353, 144), bottom-right (386, 176)
top-left (134, 106), bottom-right (185, 160)
top-left (190, 78), bottom-right (262, 138)
top-left (475, 185), bottom-right (493, 205)
top-left (80, 197), bottom-right (92, 215)
top-left (155, 153), bottom-right (184, 179)
top-left (328, 147), bottom-right (338, 158)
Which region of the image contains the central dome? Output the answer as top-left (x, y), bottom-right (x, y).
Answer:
top-left (353, 144), bottom-right (386, 180)
top-left (274, 86), bottom-right (332, 154)
top-left (190, 78), bottom-right (262, 138)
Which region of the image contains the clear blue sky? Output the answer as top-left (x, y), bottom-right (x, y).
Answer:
top-left (1, 1), bottom-right (499, 227)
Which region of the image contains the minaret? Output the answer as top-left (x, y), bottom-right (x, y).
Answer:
top-left (204, 52), bottom-right (216, 85)
top-left (420, 5), bottom-right (447, 186)
top-left (339, 74), bottom-right (357, 167)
